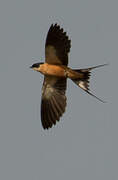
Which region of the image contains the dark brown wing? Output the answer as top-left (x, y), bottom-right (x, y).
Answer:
top-left (41, 76), bottom-right (67, 129)
top-left (45, 24), bottom-right (71, 66)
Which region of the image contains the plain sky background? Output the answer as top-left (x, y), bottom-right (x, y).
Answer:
top-left (0, 0), bottom-right (117, 180)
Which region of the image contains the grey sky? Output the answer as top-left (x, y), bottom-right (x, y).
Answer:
top-left (0, 0), bottom-right (117, 180)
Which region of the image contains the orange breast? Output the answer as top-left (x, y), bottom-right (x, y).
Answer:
top-left (40, 63), bottom-right (66, 77)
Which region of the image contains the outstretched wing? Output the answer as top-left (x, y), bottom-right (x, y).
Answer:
top-left (41, 76), bottom-right (67, 129)
top-left (45, 24), bottom-right (71, 66)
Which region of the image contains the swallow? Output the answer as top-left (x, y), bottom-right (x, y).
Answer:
top-left (30, 23), bottom-right (107, 129)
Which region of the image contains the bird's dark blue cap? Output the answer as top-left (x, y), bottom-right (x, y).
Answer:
top-left (30, 62), bottom-right (44, 68)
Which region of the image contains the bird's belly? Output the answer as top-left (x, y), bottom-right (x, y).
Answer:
top-left (40, 64), bottom-right (66, 77)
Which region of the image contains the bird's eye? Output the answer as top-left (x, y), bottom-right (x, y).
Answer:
top-left (32, 63), bottom-right (40, 68)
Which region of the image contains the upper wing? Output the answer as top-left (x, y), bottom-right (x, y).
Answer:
top-left (41, 76), bottom-right (67, 129)
top-left (45, 24), bottom-right (71, 66)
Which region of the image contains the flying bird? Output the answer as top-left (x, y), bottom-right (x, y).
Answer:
top-left (30, 24), bottom-right (107, 129)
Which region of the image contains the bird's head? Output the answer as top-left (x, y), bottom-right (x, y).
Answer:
top-left (30, 62), bottom-right (44, 72)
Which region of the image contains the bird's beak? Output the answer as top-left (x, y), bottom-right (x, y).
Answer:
top-left (30, 66), bottom-right (33, 69)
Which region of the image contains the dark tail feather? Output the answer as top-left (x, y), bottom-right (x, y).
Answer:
top-left (71, 64), bottom-right (108, 103)
top-left (85, 90), bottom-right (106, 103)
top-left (74, 63), bottom-right (108, 72)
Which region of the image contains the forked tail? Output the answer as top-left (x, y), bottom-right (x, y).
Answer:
top-left (71, 64), bottom-right (108, 102)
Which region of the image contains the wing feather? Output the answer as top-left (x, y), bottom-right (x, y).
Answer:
top-left (41, 99), bottom-right (52, 129)
top-left (41, 77), bottom-right (67, 129)
top-left (45, 24), bottom-right (71, 65)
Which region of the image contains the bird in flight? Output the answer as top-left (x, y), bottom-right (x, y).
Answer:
top-left (30, 23), bottom-right (107, 129)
